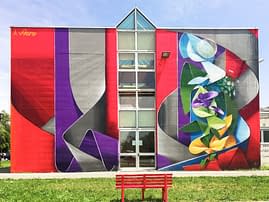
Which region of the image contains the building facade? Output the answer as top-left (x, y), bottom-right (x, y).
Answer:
top-left (260, 107), bottom-right (269, 166)
top-left (11, 8), bottom-right (260, 172)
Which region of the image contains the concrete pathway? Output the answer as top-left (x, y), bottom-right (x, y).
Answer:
top-left (1, 170), bottom-right (269, 179)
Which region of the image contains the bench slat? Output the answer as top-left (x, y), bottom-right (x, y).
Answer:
top-left (116, 180), bottom-right (172, 185)
top-left (116, 174), bottom-right (172, 177)
top-left (116, 179), bottom-right (173, 182)
top-left (116, 174), bottom-right (172, 187)
top-left (116, 185), bottom-right (172, 189)
top-left (115, 173), bottom-right (173, 201)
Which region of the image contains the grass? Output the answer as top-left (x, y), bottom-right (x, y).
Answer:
top-left (0, 160), bottom-right (10, 168)
top-left (0, 177), bottom-right (268, 201)
top-left (260, 165), bottom-right (269, 170)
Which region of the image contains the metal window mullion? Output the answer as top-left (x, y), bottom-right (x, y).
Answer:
top-left (136, 130), bottom-right (140, 168)
top-left (134, 8), bottom-right (137, 31)
top-left (135, 48), bottom-right (138, 168)
top-left (138, 153), bottom-right (155, 156)
top-left (135, 91), bottom-right (139, 168)
top-left (137, 69), bottom-right (155, 72)
top-left (120, 153), bottom-right (137, 157)
top-left (138, 129), bottom-right (155, 132)
top-left (137, 108), bottom-right (156, 111)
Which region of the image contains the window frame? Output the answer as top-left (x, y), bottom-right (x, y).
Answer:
top-left (261, 130), bottom-right (269, 143)
top-left (117, 9), bottom-right (156, 170)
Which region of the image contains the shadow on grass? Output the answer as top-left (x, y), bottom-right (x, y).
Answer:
top-left (111, 197), bottom-right (162, 202)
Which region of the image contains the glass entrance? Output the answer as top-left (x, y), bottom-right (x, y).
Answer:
top-left (117, 8), bottom-right (156, 170)
top-left (120, 131), bottom-right (155, 169)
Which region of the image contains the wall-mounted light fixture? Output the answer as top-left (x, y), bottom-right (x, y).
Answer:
top-left (161, 51), bottom-right (170, 58)
top-left (259, 58), bottom-right (264, 63)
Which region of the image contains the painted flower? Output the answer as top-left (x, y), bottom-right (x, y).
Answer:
top-left (189, 114), bottom-right (234, 155)
top-left (192, 90), bottom-right (224, 116)
top-left (189, 135), bottom-right (236, 155)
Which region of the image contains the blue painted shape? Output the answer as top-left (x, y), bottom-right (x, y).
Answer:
top-left (179, 33), bottom-right (189, 58)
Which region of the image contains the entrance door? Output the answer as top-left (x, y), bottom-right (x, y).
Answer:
top-left (120, 130), bottom-right (155, 169)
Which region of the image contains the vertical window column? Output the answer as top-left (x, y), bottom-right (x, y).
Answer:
top-left (117, 8), bottom-right (156, 169)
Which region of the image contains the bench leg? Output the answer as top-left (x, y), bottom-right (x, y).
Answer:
top-left (162, 188), bottom-right (168, 202)
top-left (121, 189), bottom-right (125, 202)
top-left (141, 188), bottom-right (145, 201)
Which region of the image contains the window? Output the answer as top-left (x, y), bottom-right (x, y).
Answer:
top-left (119, 92), bottom-right (136, 109)
top-left (119, 72), bottom-right (136, 89)
top-left (138, 92), bottom-right (155, 108)
top-left (137, 32), bottom-right (155, 50)
top-left (120, 156), bottom-right (136, 167)
top-left (119, 53), bottom-right (135, 69)
top-left (138, 110), bottom-right (155, 128)
top-left (120, 131), bottom-right (136, 153)
top-left (139, 156), bottom-right (155, 167)
top-left (264, 131), bottom-right (269, 142)
top-left (118, 32), bottom-right (135, 50)
top-left (138, 53), bottom-right (154, 69)
top-left (117, 9), bottom-right (155, 31)
top-left (138, 72), bottom-right (155, 89)
top-left (136, 11), bottom-right (155, 30)
top-left (117, 8), bottom-right (156, 169)
top-left (117, 12), bottom-right (135, 30)
top-left (139, 131), bottom-right (154, 152)
top-left (119, 111), bottom-right (136, 128)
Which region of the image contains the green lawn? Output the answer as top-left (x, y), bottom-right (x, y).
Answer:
top-left (0, 177), bottom-right (268, 201)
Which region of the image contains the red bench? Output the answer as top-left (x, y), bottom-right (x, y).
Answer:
top-left (116, 173), bottom-right (173, 202)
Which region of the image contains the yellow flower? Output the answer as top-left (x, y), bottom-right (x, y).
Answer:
top-left (218, 114), bottom-right (233, 136)
top-left (189, 135), bottom-right (236, 155)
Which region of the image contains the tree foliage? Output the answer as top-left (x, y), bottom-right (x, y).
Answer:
top-left (0, 110), bottom-right (10, 153)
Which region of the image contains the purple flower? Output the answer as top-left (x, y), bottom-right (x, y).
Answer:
top-left (210, 106), bottom-right (224, 116)
top-left (192, 91), bottom-right (224, 116)
top-left (192, 91), bottom-right (218, 108)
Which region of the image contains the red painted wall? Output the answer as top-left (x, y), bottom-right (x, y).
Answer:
top-left (11, 28), bottom-right (56, 172)
top-left (105, 28), bottom-right (119, 139)
top-left (240, 95), bottom-right (260, 167)
top-left (155, 29), bottom-right (178, 154)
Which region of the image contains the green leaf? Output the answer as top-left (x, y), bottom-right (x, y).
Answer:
top-left (207, 116), bottom-right (226, 130)
top-left (192, 106), bottom-right (215, 118)
top-left (204, 127), bottom-right (211, 136)
top-left (200, 158), bottom-right (209, 168)
top-left (209, 153), bottom-right (217, 161)
top-left (210, 128), bottom-right (221, 139)
top-left (180, 121), bottom-right (208, 133)
top-left (215, 92), bottom-right (226, 113)
top-left (224, 93), bottom-right (238, 135)
top-left (180, 63), bottom-right (207, 114)
top-left (201, 133), bottom-right (214, 148)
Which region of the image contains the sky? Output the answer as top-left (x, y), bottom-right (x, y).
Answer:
top-left (0, 0), bottom-right (268, 113)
